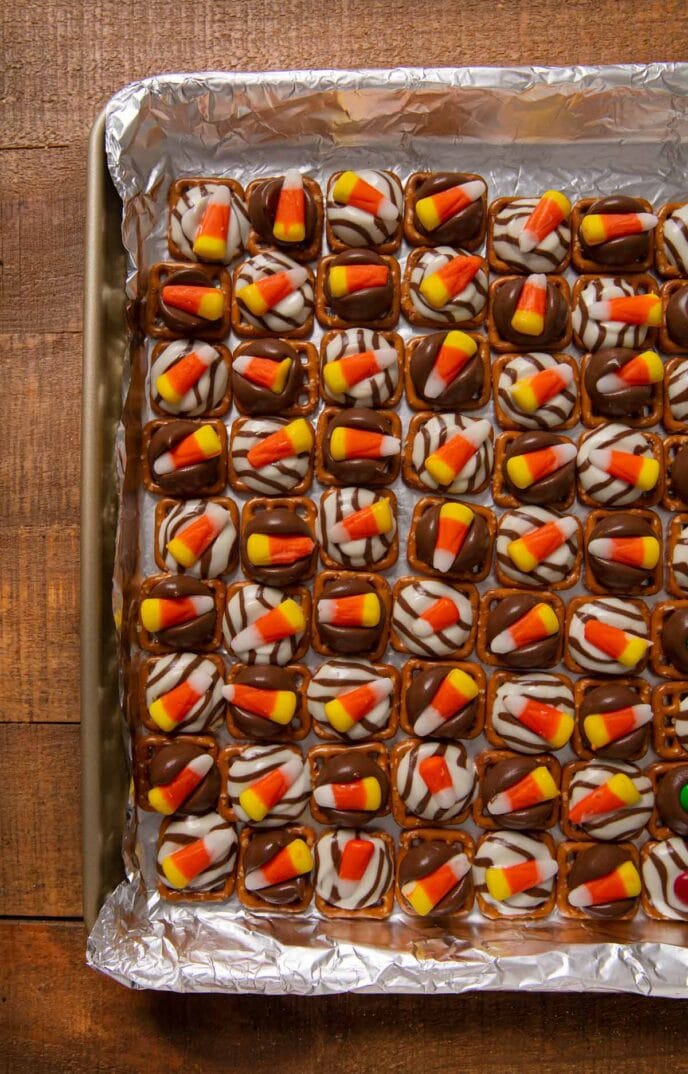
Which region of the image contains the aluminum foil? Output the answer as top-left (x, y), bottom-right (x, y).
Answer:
top-left (88, 65), bottom-right (688, 995)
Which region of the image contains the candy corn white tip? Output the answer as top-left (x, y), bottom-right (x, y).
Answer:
top-left (568, 885), bottom-right (595, 908)
top-left (375, 196), bottom-right (400, 222)
top-left (432, 549), bottom-right (457, 573)
top-left (377, 435), bottom-right (401, 457)
top-left (328, 521), bottom-right (353, 544)
top-left (462, 418), bottom-right (492, 447)
top-left (412, 618), bottom-right (438, 639)
top-left (187, 754), bottom-right (214, 779)
top-left (232, 354), bottom-right (257, 377)
top-left (369, 346), bottom-right (397, 370)
top-left (464, 180), bottom-right (486, 202)
top-left (536, 859), bottom-right (559, 884)
top-left (282, 168), bottom-right (304, 190)
top-left (596, 372), bottom-right (629, 393)
top-left (286, 266), bottom-right (308, 288)
top-left (209, 185), bottom-right (231, 206)
top-left (588, 538), bottom-right (618, 560)
top-left (188, 668), bottom-right (214, 696)
top-left (490, 629), bottom-right (517, 655)
top-left (587, 300), bottom-right (621, 322)
top-left (221, 684), bottom-right (236, 702)
top-left (424, 370), bottom-right (449, 399)
top-left (429, 788), bottom-right (457, 809)
top-left (486, 792), bottom-right (512, 816)
top-left (554, 443), bottom-right (578, 467)
top-left (503, 695), bottom-right (528, 718)
top-left (153, 452), bottom-right (176, 476)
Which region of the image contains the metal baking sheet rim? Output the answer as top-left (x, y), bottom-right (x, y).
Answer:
top-left (82, 66), bottom-right (688, 996)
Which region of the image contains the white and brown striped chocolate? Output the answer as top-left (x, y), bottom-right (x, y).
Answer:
top-left (577, 423), bottom-right (655, 506)
top-left (642, 837), bottom-right (688, 920)
top-left (235, 251), bottom-right (313, 333)
top-left (668, 360), bottom-right (688, 426)
top-left (573, 278), bottom-right (653, 351)
top-left (145, 652), bottom-right (225, 733)
top-left (497, 353), bottom-right (576, 429)
top-left (327, 170), bottom-right (402, 248)
top-left (318, 488), bottom-right (395, 569)
top-left (170, 181), bottom-right (249, 264)
top-left (157, 500), bottom-right (236, 578)
top-left (150, 341), bottom-right (228, 416)
top-left (227, 744), bottom-right (309, 827)
top-left (322, 328), bottom-right (398, 407)
top-left (567, 598), bottom-right (648, 675)
top-left (315, 828), bottom-right (393, 911)
top-left (663, 204), bottom-right (688, 274)
top-left (157, 812), bottom-right (237, 892)
top-left (473, 831), bottom-right (556, 916)
top-left (411, 414), bottom-right (493, 495)
top-left (491, 673), bottom-right (574, 754)
top-left (307, 659), bottom-right (393, 741)
top-left (407, 247), bottom-right (488, 324)
top-left (567, 761), bottom-right (653, 841)
top-left (496, 506), bottom-right (577, 587)
top-left (392, 578), bottom-right (473, 658)
top-left (396, 741), bottom-right (476, 822)
top-left (223, 584), bottom-right (306, 666)
top-left (231, 417), bottom-right (311, 495)
top-left (492, 198), bottom-right (570, 273)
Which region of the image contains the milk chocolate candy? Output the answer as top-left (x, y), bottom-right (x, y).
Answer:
top-left (307, 659), bottom-right (399, 742)
top-left (140, 652), bottom-right (226, 735)
top-left (663, 435), bottom-right (688, 511)
top-left (241, 497), bottom-right (318, 585)
top-left (494, 430), bottom-right (576, 511)
top-left (557, 842), bottom-right (640, 921)
top-left (573, 678), bottom-right (652, 762)
top-left (316, 251), bottom-right (400, 330)
top-left (231, 339), bottom-right (319, 417)
top-left (561, 759), bottom-right (653, 842)
top-left (404, 171), bottom-right (487, 250)
top-left (651, 601), bottom-right (688, 679)
top-left (143, 419), bottom-right (228, 498)
top-left (155, 498), bottom-right (239, 578)
top-left (311, 571), bottom-right (390, 661)
top-left (649, 762), bottom-right (688, 838)
top-left (661, 281), bottom-right (688, 356)
top-left (320, 328), bottom-right (403, 408)
top-left (477, 588), bottom-right (564, 670)
top-left (488, 275), bottom-right (571, 353)
top-left (230, 251), bottom-right (314, 339)
top-left (405, 331), bottom-right (490, 412)
top-left (143, 262), bottom-right (233, 341)
top-left (581, 347), bottom-right (663, 428)
top-left (400, 659), bottom-right (486, 741)
top-left (137, 575), bottom-right (224, 654)
top-left (326, 169), bottom-right (403, 254)
top-left (486, 670), bottom-right (575, 755)
top-left (577, 424), bottom-right (664, 510)
top-left (135, 735), bottom-right (220, 815)
top-left (641, 837), bottom-right (688, 921)
top-left (494, 506), bottom-right (582, 590)
top-left (396, 828), bottom-right (475, 918)
top-left (407, 498), bottom-right (495, 582)
top-left (652, 682), bottom-right (688, 759)
top-left (664, 358), bottom-right (688, 432)
top-left (246, 174), bottom-right (323, 262)
top-left (391, 576), bottom-right (478, 660)
top-left (150, 340), bottom-right (232, 417)
top-left (314, 827), bottom-right (395, 919)
top-left (318, 488), bottom-right (398, 572)
top-left (157, 812), bottom-right (238, 903)
top-left (565, 596), bottom-right (650, 677)
top-left (237, 825), bottom-right (316, 913)
top-left (584, 509), bottom-right (662, 596)
top-left (316, 406), bottom-right (401, 487)
top-left (492, 352), bottom-right (579, 431)
top-left (391, 738), bottom-right (476, 828)
top-left (473, 830), bottom-right (557, 921)
top-left (473, 750), bottom-right (561, 831)
top-left (572, 274), bottom-right (659, 352)
top-left (168, 177), bottom-right (249, 265)
top-left (487, 194), bottom-right (571, 275)
top-left (656, 201), bottom-right (688, 278)
top-left (401, 247), bottom-right (488, 329)
top-left (667, 513), bottom-right (688, 598)
top-left (572, 195), bottom-right (656, 273)
top-left (224, 663), bottom-right (311, 742)
top-left (308, 743), bottom-right (390, 826)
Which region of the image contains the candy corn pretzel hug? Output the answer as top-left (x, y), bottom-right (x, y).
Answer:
top-left (407, 498), bottom-right (496, 583)
top-left (315, 253), bottom-right (401, 331)
top-left (134, 735), bottom-right (219, 815)
top-left (474, 830), bottom-right (558, 921)
top-left (308, 742), bottom-right (390, 826)
top-left (477, 587), bottom-right (565, 669)
top-left (240, 496), bottom-right (319, 587)
top-left (572, 677), bottom-right (653, 762)
top-left (404, 330), bottom-right (491, 412)
top-left (396, 827), bottom-right (475, 918)
top-left (137, 575), bottom-right (225, 654)
top-left (487, 192), bottom-right (572, 275)
top-left (236, 824), bottom-right (316, 913)
top-left (556, 841), bottom-right (641, 921)
top-left (491, 352), bottom-right (580, 431)
top-left (150, 340), bottom-right (233, 419)
top-left (143, 419), bottom-right (228, 498)
top-left (144, 261), bottom-right (232, 341)
top-left (399, 659), bottom-right (486, 741)
top-left (565, 596), bottom-right (651, 677)
top-left (245, 172), bottom-right (324, 263)
top-left (311, 570), bottom-right (392, 661)
top-left (487, 274), bottom-right (572, 354)
top-left (582, 508), bottom-right (663, 597)
top-left (571, 196), bottom-right (656, 274)
top-left (472, 749), bottom-right (561, 831)
top-left (320, 328), bottom-right (404, 409)
top-left (579, 348), bottom-right (664, 429)
top-left (314, 827), bottom-right (396, 920)
top-left (167, 177), bottom-right (249, 265)
top-left (157, 813), bottom-right (238, 903)
top-left (223, 662), bottom-right (311, 743)
top-left (153, 497), bottom-right (239, 579)
top-left (403, 171), bottom-right (487, 251)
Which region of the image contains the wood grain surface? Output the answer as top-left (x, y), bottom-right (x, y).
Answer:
top-left (2, 1), bottom-right (688, 1070)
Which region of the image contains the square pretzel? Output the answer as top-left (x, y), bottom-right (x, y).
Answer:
top-left (477, 587), bottom-right (565, 669)
top-left (231, 339), bottom-right (319, 417)
top-left (142, 419), bottom-right (228, 498)
top-left (316, 407), bottom-right (401, 488)
top-left (137, 652), bottom-right (226, 735)
top-left (583, 508), bottom-right (663, 596)
top-left (472, 748), bottom-right (561, 831)
top-left (400, 247), bottom-right (488, 330)
top-left (577, 426), bottom-right (664, 510)
top-left (224, 662), bottom-right (311, 742)
top-left (320, 329), bottom-right (404, 409)
top-left (487, 196), bottom-right (571, 275)
top-left (571, 197), bottom-right (655, 274)
top-left (579, 350), bottom-right (663, 429)
top-left (491, 351), bottom-right (580, 430)
top-left (167, 177), bottom-right (246, 264)
top-left (404, 331), bottom-right (490, 412)
top-left (154, 497), bottom-right (239, 577)
top-left (310, 570), bottom-right (391, 661)
top-left (655, 201), bottom-right (688, 279)
top-left (556, 841), bottom-right (640, 921)
top-left (315, 254), bottom-right (401, 331)
top-left (143, 261), bottom-right (232, 341)
top-left (640, 840), bottom-right (688, 922)
top-left (240, 496), bottom-right (318, 584)
top-left (406, 497), bottom-right (495, 582)
top-left (487, 275), bottom-right (571, 354)
top-left (404, 171), bottom-right (487, 251)
top-left (402, 411), bottom-right (493, 496)
top-left (227, 416), bottom-right (315, 497)
top-left (399, 658), bottom-right (486, 740)
top-left (136, 575), bottom-right (225, 655)
top-left (650, 600), bottom-right (688, 680)
top-left (475, 830), bottom-right (557, 921)
top-left (646, 761), bottom-right (688, 840)
top-left (314, 827), bottom-right (396, 920)
top-left (494, 508), bottom-right (582, 591)
top-left (325, 170), bottom-right (403, 255)
top-left (391, 576), bottom-right (479, 661)
top-left (310, 661), bottom-right (400, 743)
top-left (389, 738), bottom-right (473, 830)
top-left (485, 669), bottom-right (575, 752)
top-left (307, 742), bottom-right (390, 825)
top-left (236, 824), bottom-right (316, 914)
top-left (571, 273), bottom-right (659, 352)
top-left (157, 815), bottom-right (237, 904)
top-left (395, 827), bottom-right (475, 918)
top-left (492, 430), bottom-right (576, 511)
top-left (133, 733), bottom-right (219, 813)
top-left (318, 488), bottom-right (398, 572)
top-left (666, 513), bottom-right (688, 597)
top-left (245, 175), bottom-right (323, 263)
top-left (149, 340), bottom-right (232, 418)
top-left (662, 434), bottom-right (688, 510)
top-left (652, 682), bottom-right (688, 759)
top-left (564, 595), bottom-right (651, 676)
top-left (659, 279), bottom-right (688, 355)
top-left (663, 356), bottom-right (688, 433)
top-left (573, 676), bottom-right (652, 762)
top-left (230, 260), bottom-right (315, 340)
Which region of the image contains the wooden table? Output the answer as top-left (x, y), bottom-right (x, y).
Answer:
top-left (3, 1), bottom-right (688, 1068)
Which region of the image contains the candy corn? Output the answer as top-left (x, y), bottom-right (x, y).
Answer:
top-left (314, 776), bottom-right (382, 812)
top-left (318, 593), bottom-right (381, 628)
top-left (148, 668), bottom-right (213, 732)
top-left (231, 598), bottom-right (306, 654)
top-left (415, 179), bottom-right (485, 232)
top-left (518, 190), bottom-right (571, 252)
top-left (246, 418), bottom-right (313, 469)
top-left (166, 503), bottom-right (230, 568)
top-left (338, 837), bottom-right (375, 881)
top-left (424, 330), bottom-right (478, 399)
top-left (273, 169), bottom-right (306, 244)
top-left (485, 856), bottom-right (557, 901)
top-left (413, 596), bottom-right (460, 638)
top-left (568, 771), bottom-right (641, 826)
top-left (506, 442), bottom-right (576, 490)
top-left (587, 447), bottom-right (659, 492)
top-left (323, 347), bottom-right (397, 396)
top-left (433, 502), bottom-right (475, 573)
top-left (487, 766), bottom-right (559, 816)
top-left (331, 171), bottom-right (399, 220)
top-left (324, 678), bottom-right (393, 734)
top-left (401, 852), bottom-right (471, 915)
top-left (161, 285), bottom-right (225, 321)
top-left (568, 860), bottom-right (641, 908)
top-left (161, 828), bottom-right (234, 890)
top-left (508, 363), bottom-right (574, 414)
top-left (587, 536), bottom-right (660, 570)
top-left (583, 618), bottom-right (649, 668)
top-left (192, 186), bottom-right (231, 261)
top-left (329, 426), bottom-right (400, 461)
top-left (418, 754), bottom-right (456, 809)
top-left (414, 668), bottom-right (479, 737)
top-left (510, 273), bottom-right (547, 336)
top-left (236, 266), bottom-right (308, 316)
top-left (140, 594), bottom-right (214, 634)
top-left (329, 498), bottom-right (394, 545)
top-left (222, 683), bottom-right (297, 725)
top-left (232, 354), bottom-right (293, 394)
top-left (583, 704), bottom-right (652, 750)
top-left (503, 695), bottom-right (574, 749)
top-left (507, 516), bottom-right (578, 573)
top-left (596, 350), bottom-right (663, 394)
top-left (156, 343), bottom-right (217, 406)
top-left (580, 211), bottom-right (657, 247)
top-left (587, 293), bottom-right (662, 326)
top-left (328, 263), bottom-right (389, 297)
top-left (490, 602), bottom-right (560, 655)
top-left (238, 755), bottom-right (303, 822)
top-left (419, 254), bottom-right (483, 309)
top-left (153, 424), bottom-right (222, 476)
top-left (148, 754), bottom-right (214, 815)
top-left (244, 837), bottom-right (313, 891)
top-left (424, 418), bottom-right (491, 487)
top-left (245, 533), bottom-right (315, 566)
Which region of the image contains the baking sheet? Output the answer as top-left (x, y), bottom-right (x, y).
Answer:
top-left (85, 65), bottom-right (688, 994)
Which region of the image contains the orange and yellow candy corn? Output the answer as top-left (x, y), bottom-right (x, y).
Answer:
top-left (148, 754), bottom-right (214, 815)
top-left (140, 594), bottom-right (214, 634)
top-left (244, 837), bottom-right (313, 892)
top-left (323, 347), bottom-right (397, 396)
top-left (414, 668), bottom-right (479, 737)
top-left (596, 350), bottom-right (663, 394)
top-left (192, 186), bottom-right (231, 261)
top-left (485, 856), bottom-right (557, 901)
top-left (587, 535), bottom-right (659, 570)
top-left (487, 765), bottom-right (559, 817)
top-left (166, 502), bottom-right (230, 569)
top-left (324, 677), bottom-right (393, 734)
top-left (338, 837), bottom-right (375, 881)
top-left (587, 292), bottom-right (662, 326)
top-left (153, 424), bottom-right (222, 477)
top-left (314, 776), bottom-right (382, 812)
top-left (491, 602), bottom-right (559, 655)
top-left (424, 330), bottom-right (478, 399)
top-left (583, 704), bottom-right (652, 750)
top-left (161, 284), bottom-right (225, 322)
top-left (246, 418), bottom-right (313, 469)
top-left (588, 447), bottom-right (659, 492)
top-left (503, 695), bottom-right (574, 749)
top-left (318, 593), bottom-right (381, 628)
top-left (419, 254), bottom-right (483, 309)
top-left (568, 772), bottom-right (641, 826)
top-left (433, 502), bottom-right (475, 573)
top-left (413, 596), bottom-right (460, 639)
top-left (328, 263), bottom-right (389, 298)
top-left (329, 425), bottom-right (400, 461)
top-left (415, 179), bottom-right (485, 232)
top-left (273, 169), bottom-right (306, 244)
top-left (424, 418), bottom-right (491, 487)
top-left (231, 598), bottom-right (306, 655)
top-left (508, 363), bottom-right (574, 414)
top-left (401, 852), bottom-right (471, 916)
top-left (510, 273), bottom-right (547, 336)
top-left (222, 682), bottom-right (297, 725)
top-left (583, 618), bottom-right (649, 668)
top-left (236, 265), bottom-right (308, 316)
top-left (507, 516), bottom-right (578, 573)
top-left (331, 171), bottom-right (399, 221)
top-left (156, 343), bottom-right (217, 406)
top-left (245, 533), bottom-right (315, 567)
top-left (580, 211), bottom-right (657, 247)
top-left (161, 828), bottom-right (233, 890)
top-left (232, 354), bottom-right (293, 394)
top-left (418, 754), bottom-right (456, 809)
top-left (518, 190), bottom-right (571, 252)
top-left (569, 860), bottom-right (641, 908)
top-left (148, 667), bottom-right (213, 732)
top-left (238, 754), bottom-right (303, 822)
top-left (329, 498), bottom-right (394, 545)
top-left (506, 442), bottom-right (576, 490)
